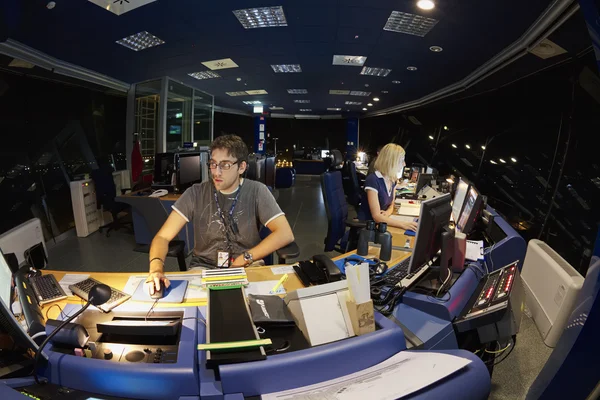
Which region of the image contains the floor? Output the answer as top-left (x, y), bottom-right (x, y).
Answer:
top-left (45, 175), bottom-right (552, 399)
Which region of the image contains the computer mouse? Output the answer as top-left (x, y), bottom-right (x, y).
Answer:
top-left (150, 281), bottom-right (165, 299)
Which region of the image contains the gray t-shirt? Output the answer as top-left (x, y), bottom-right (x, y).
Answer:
top-left (172, 179), bottom-right (284, 267)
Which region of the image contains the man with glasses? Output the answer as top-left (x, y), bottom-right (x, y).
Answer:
top-left (146, 135), bottom-right (294, 294)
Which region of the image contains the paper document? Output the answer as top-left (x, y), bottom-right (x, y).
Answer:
top-left (271, 265), bottom-right (295, 275)
top-left (397, 205), bottom-right (420, 217)
top-left (466, 240), bottom-right (484, 261)
top-left (122, 274), bottom-right (208, 300)
top-left (58, 274), bottom-right (90, 295)
top-left (390, 215), bottom-right (416, 223)
top-left (345, 263), bottom-right (370, 304)
top-left (246, 280), bottom-right (286, 296)
top-left (261, 351), bottom-right (471, 400)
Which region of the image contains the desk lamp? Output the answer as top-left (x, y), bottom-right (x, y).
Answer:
top-left (33, 284), bottom-right (111, 384)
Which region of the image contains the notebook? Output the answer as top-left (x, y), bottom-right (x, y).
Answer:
top-left (132, 280), bottom-right (189, 303)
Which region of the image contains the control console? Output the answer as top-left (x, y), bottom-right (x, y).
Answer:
top-left (91, 343), bottom-right (178, 364)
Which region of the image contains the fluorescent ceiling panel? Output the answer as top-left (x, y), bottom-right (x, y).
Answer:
top-left (270, 106), bottom-right (284, 110)
top-left (233, 6), bottom-right (288, 29)
top-left (329, 90), bottom-right (350, 95)
top-left (332, 55), bottom-right (367, 66)
top-left (271, 64), bottom-right (302, 73)
top-left (327, 108), bottom-right (342, 111)
top-left (350, 91), bottom-right (371, 97)
top-left (287, 89), bottom-right (308, 94)
top-left (89, 0), bottom-right (156, 16)
top-left (188, 71), bottom-right (220, 80)
top-left (294, 100), bottom-right (310, 103)
top-left (384, 11), bottom-right (438, 37)
top-left (299, 109), bottom-right (312, 112)
top-left (226, 91), bottom-right (248, 97)
top-left (116, 31), bottom-right (164, 51)
top-left (345, 101), bottom-right (362, 105)
top-left (9, 59), bottom-right (34, 68)
top-left (245, 89), bottom-right (268, 95)
top-left (201, 58), bottom-right (239, 70)
top-left (243, 101), bottom-right (262, 105)
top-left (360, 67), bottom-right (392, 77)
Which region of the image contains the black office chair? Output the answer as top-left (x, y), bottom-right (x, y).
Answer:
top-left (342, 160), bottom-right (362, 212)
top-left (245, 156), bottom-right (258, 181)
top-left (321, 156), bottom-right (365, 253)
top-left (91, 165), bottom-right (133, 238)
top-left (117, 196), bottom-right (187, 271)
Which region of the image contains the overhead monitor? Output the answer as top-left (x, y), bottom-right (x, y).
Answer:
top-left (456, 186), bottom-right (483, 235)
top-left (452, 178), bottom-right (470, 221)
top-left (169, 125), bottom-right (182, 135)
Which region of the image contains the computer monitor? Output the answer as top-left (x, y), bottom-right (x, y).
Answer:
top-left (416, 173), bottom-right (434, 194)
top-left (321, 150), bottom-right (329, 159)
top-left (0, 251), bottom-right (39, 352)
top-left (154, 153), bottom-right (175, 184)
top-left (452, 178), bottom-right (470, 221)
top-left (177, 153), bottom-right (202, 189)
top-left (169, 125), bottom-right (182, 135)
top-left (456, 186), bottom-right (483, 235)
top-left (408, 193), bottom-right (452, 276)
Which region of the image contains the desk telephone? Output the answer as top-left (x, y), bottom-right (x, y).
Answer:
top-left (293, 255), bottom-right (342, 287)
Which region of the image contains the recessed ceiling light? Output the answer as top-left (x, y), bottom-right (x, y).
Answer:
top-left (345, 101), bottom-right (362, 105)
top-left (245, 89), bottom-right (268, 95)
top-left (90, 0), bottom-right (155, 16)
top-left (392, 80), bottom-right (401, 84)
top-left (490, 160), bottom-right (497, 165)
top-left (429, 46), bottom-right (443, 52)
top-left (360, 67), bottom-right (392, 77)
top-left (451, 144), bottom-right (457, 148)
top-left (350, 91), bottom-right (371, 97)
top-left (499, 158), bottom-right (506, 163)
top-left (428, 135), bottom-right (434, 140)
top-left (299, 109), bottom-right (312, 112)
top-left (417, 0), bottom-right (435, 10)
top-left (226, 91), bottom-right (247, 97)
top-left (294, 99), bottom-right (310, 103)
top-left (373, 97), bottom-right (380, 102)
top-left (271, 64), bottom-right (302, 73)
top-left (287, 89), bottom-right (308, 94)
top-left (511, 157), bottom-right (518, 163)
top-left (367, 103), bottom-right (373, 107)
top-left (465, 144), bottom-right (471, 149)
top-left (327, 108), bottom-right (342, 111)
top-left (365, 84), bottom-right (369, 88)
top-left (46, 1), bottom-right (56, 10)
top-left (232, 6), bottom-right (288, 29)
top-left (362, 108), bottom-right (367, 111)
top-left (443, 125), bottom-right (449, 130)
top-left (384, 11), bottom-right (438, 37)
top-left (407, 66), bottom-right (418, 71)
top-left (237, 77), bottom-right (242, 81)
top-left (202, 58), bottom-right (239, 70)
top-left (270, 106), bottom-right (284, 110)
top-left (330, 89), bottom-right (351, 95)
top-left (382, 90), bottom-right (389, 94)
top-left (332, 55), bottom-right (367, 66)
top-left (481, 145), bottom-right (486, 150)
top-left (243, 101), bottom-right (262, 105)
top-left (116, 31), bottom-right (165, 51)
top-left (188, 71), bottom-right (221, 80)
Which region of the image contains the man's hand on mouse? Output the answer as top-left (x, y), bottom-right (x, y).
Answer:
top-left (145, 272), bottom-right (171, 295)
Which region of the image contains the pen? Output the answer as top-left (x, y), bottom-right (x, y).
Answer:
top-left (271, 274), bottom-right (288, 293)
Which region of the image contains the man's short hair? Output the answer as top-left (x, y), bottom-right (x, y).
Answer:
top-left (210, 135), bottom-right (249, 162)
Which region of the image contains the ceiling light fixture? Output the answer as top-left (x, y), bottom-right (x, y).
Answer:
top-left (226, 91), bottom-right (247, 97)
top-left (201, 58), bottom-right (239, 70)
top-left (245, 89), bottom-right (268, 95)
top-left (407, 66), bottom-right (418, 71)
top-left (443, 125), bottom-right (449, 130)
top-left (116, 31), bottom-right (165, 51)
top-left (417, 0), bottom-right (435, 10)
top-left (294, 99), bottom-right (310, 103)
top-left (392, 80), bottom-right (401, 84)
top-left (465, 144), bottom-right (471, 149)
top-left (350, 91), bottom-right (371, 97)
top-left (287, 89), bottom-right (308, 94)
top-left (451, 144), bottom-right (457, 148)
top-left (490, 160), bottom-right (497, 165)
top-left (327, 108), bottom-right (342, 111)
top-left (332, 55), bottom-right (367, 66)
top-left (242, 101), bottom-right (262, 105)
top-left (382, 90), bottom-right (389, 94)
top-left (362, 108), bottom-right (368, 111)
top-left (330, 90), bottom-right (351, 95)
top-left (233, 6), bottom-right (288, 29)
top-left (188, 71), bottom-right (221, 80)
top-left (271, 64), bottom-right (302, 73)
top-left (511, 157), bottom-right (518, 163)
top-left (428, 135), bottom-right (434, 140)
top-left (373, 97), bottom-right (380, 102)
top-left (345, 101), bottom-right (362, 105)
top-left (384, 11), bottom-right (438, 37)
top-left (237, 77), bottom-right (242, 81)
top-left (429, 46), bottom-right (443, 52)
top-left (481, 145), bottom-right (486, 150)
top-left (367, 103), bottom-right (373, 107)
top-left (270, 106), bottom-right (284, 110)
top-left (499, 158), bottom-right (507, 163)
top-left (360, 67), bottom-right (392, 77)
top-left (365, 84), bottom-right (369, 88)
top-left (299, 109), bottom-right (312, 112)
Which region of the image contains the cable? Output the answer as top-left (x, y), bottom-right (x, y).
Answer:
top-left (45, 304), bottom-right (66, 320)
top-left (182, 317), bottom-right (206, 325)
top-left (483, 336), bottom-right (516, 366)
top-left (145, 299), bottom-right (159, 321)
top-left (485, 341), bottom-right (511, 354)
top-left (30, 331), bottom-right (47, 340)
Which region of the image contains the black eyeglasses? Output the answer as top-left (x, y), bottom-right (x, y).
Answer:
top-left (207, 161), bottom-right (239, 170)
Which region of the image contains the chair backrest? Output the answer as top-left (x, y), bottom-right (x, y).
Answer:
top-left (91, 165), bottom-right (117, 209)
top-left (347, 161), bottom-right (362, 207)
top-left (329, 149), bottom-right (344, 171)
top-left (256, 158), bottom-right (266, 184)
top-left (246, 156), bottom-right (258, 181)
top-left (265, 156), bottom-right (276, 188)
top-left (119, 196), bottom-right (169, 236)
top-left (321, 171), bottom-right (349, 252)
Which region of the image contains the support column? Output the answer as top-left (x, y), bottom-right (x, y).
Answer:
top-left (254, 115), bottom-right (266, 154)
top-left (346, 117), bottom-right (359, 160)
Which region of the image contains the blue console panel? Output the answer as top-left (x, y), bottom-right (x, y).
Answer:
top-left (41, 304), bottom-right (200, 400)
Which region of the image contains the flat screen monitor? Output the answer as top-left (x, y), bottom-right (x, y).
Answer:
top-left (0, 251), bottom-right (39, 352)
top-left (154, 153), bottom-right (175, 184)
top-left (169, 125), bottom-right (182, 135)
top-left (456, 186), bottom-right (482, 235)
top-left (177, 153), bottom-right (202, 187)
top-left (409, 193), bottom-right (452, 274)
top-left (452, 178), bottom-right (470, 221)
top-left (321, 150), bottom-right (329, 159)
top-left (416, 173), bottom-right (434, 194)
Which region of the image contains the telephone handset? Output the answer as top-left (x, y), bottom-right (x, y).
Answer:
top-left (312, 254), bottom-right (342, 282)
top-left (293, 254), bottom-right (342, 287)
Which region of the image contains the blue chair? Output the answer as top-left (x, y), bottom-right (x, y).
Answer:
top-left (321, 170), bottom-right (364, 253)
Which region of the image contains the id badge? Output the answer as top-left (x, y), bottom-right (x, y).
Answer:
top-left (217, 251), bottom-right (230, 268)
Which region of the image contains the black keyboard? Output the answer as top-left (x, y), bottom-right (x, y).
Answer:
top-left (29, 274), bottom-right (68, 305)
top-left (383, 257), bottom-right (411, 286)
top-left (69, 277), bottom-right (131, 312)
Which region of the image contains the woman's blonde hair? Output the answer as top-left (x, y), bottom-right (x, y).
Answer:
top-left (373, 143), bottom-right (406, 181)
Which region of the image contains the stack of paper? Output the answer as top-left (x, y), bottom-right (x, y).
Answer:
top-left (466, 240), bottom-right (484, 261)
top-left (201, 268), bottom-right (248, 288)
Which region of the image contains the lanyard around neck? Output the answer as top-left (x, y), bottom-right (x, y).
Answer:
top-left (214, 183), bottom-right (242, 220)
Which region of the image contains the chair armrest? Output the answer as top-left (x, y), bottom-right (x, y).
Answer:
top-left (346, 219), bottom-right (366, 229)
top-left (276, 241), bottom-right (300, 261)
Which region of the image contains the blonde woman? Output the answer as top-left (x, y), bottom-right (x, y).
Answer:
top-left (357, 143), bottom-right (418, 231)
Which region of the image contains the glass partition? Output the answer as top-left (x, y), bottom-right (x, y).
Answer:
top-left (194, 89), bottom-right (213, 146)
top-left (166, 80), bottom-right (193, 151)
top-left (134, 79), bottom-right (161, 173)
